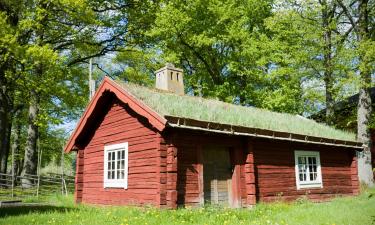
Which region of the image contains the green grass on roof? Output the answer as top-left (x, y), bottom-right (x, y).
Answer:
top-left (116, 81), bottom-right (356, 142)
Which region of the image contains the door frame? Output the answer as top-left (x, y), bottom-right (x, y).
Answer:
top-left (198, 145), bottom-right (242, 208)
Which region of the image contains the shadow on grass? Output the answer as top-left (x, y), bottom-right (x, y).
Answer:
top-left (0, 205), bottom-right (77, 218)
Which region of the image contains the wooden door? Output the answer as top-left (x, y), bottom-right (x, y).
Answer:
top-left (203, 147), bottom-right (232, 206)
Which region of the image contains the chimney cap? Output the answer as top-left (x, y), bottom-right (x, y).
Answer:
top-left (165, 63), bottom-right (175, 68)
top-left (155, 63), bottom-right (183, 73)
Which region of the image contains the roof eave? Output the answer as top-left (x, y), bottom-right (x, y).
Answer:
top-left (165, 115), bottom-right (363, 150)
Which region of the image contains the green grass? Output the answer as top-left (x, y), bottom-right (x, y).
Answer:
top-left (116, 81), bottom-right (356, 142)
top-left (1, 189), bottom-right (374, 225)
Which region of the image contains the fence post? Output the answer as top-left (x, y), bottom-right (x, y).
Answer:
top-left (11, 142), bottom-right (14, 199)
top-left (36, 139), bottom-right (42, 197)
top-left (61, 145), bottom-right (65, 195)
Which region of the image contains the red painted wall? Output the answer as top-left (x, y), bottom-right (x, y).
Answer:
top-left (176, 145), bottom-right (200, 206)
top-left (253, 140), bottom-right (358, 202)
top-left (76, 98), bottom-right (160, 206)
top-left (169, 131), bottom-right (358, 207)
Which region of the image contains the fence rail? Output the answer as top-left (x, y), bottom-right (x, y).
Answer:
top-left (0, 172), bottom-right (75, 200)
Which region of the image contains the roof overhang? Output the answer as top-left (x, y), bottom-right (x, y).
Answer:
top-left (165, 116), bottom-right (363, 150)
top-left (64, 77), bottom-right (167, 153)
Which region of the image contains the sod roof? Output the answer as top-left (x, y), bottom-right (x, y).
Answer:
top-left (115, 80), bottom-right (356, 142)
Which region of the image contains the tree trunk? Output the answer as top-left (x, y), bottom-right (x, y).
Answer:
top-left (11, 112), bottom-right (22, 185)
top-left (1, 120), bottom-right (12, 174)
top-left (0, 77), bottom-right (11, 177)
top-left (356, 0), bottom-right (373, 186)
top-left (322, 0), bottom-right (335, 125)
top-left (22, 90), bottom-right (39, 188)
top-left (0, 89), bottom-right (9, 172)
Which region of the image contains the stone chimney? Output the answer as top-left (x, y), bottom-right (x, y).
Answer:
top-left (155, 63), bottom-right (184, 95)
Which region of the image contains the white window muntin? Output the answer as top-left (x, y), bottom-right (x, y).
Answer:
top-left (104, 142), bottom-right (128, 189)
top-left (294, 150), bottom-right (323, 190)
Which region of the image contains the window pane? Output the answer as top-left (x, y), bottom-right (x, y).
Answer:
top-left (112, 162), bottom-right (115, 169)
top-left (121, 150), bottom-right (125, 159)
top-left (298, 157), bottom-right (305, 164)
top-left (120, 170), bottom-right (124, 179)
top-left (112, 152), bottom-right (115, 160)
top-left (121, 160), bottom-right (125, 169)
top-left (112, 171), bottom-right (115, 179)
top-left (117, 170), bottom-right (120, 179)
top-left (107, 162), bottom-right (111, 170)
top-left (117, 151), bottom-right (121, 160)
top-left (117, 160), bottom-right (120, 171)
top-left (299, 165), bottom-right (306, 173)
top-left (107, 171), bottom-right (111, 179)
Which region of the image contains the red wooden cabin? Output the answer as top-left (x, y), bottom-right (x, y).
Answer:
top-left (65, 72), bottom-right (362, 208)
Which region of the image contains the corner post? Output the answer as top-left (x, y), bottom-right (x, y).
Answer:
top-left (74, 149), bottom-right (84, 203)
top-left (351, 151), bottom-right (360, 195)
top-left (245, 139), bottom-right (256, 206)
top-left (157, 133), bottom-right (167, 208)
top-left (166, 141), bottom-right (178, 208)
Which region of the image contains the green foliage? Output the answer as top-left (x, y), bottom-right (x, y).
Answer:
top-left (113, 48), bottom-right (163, 86)
top-left (263, 1), bottom-right (360, 116)
top-left (0, 188), bottom-right (375, 225)
top-left (148, 0), bottom-right (290, 110)
top-left (1, 0), bottom-right (374, 174)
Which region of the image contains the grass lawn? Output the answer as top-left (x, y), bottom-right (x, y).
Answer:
top-left (0, 189), bottom-right (375, 225)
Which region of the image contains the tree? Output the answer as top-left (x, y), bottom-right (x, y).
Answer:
top-left (0, 0), bottom-right (166, 181)
top-left (149, 0), bottom-right (278, 106)
top-left (264, 1), bottom-right (360, 118)
top-left (354, 0), bottom-right (374, 185)
top-left (0, 0), bottom-right (27, 175)
top-left (337, 0), bottom-right (374, 185)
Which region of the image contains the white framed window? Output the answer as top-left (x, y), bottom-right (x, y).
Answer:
top-left (104, 142), bottom-right (128, 189)
top-left (294, 151), bottom-right (323, 190)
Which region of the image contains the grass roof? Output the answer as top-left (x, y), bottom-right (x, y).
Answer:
top-left (115, 80), bottom-right (356, 142)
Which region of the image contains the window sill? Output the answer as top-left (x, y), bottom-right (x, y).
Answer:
top-left (104, 181), bottom-right (127, 189)
top-left (297, 183), bottom-right (323, 190)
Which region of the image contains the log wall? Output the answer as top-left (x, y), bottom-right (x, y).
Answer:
top-left (253, 139), bottom-right (358, 202)
top-left (78, 98), bottom-right (160, 206)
